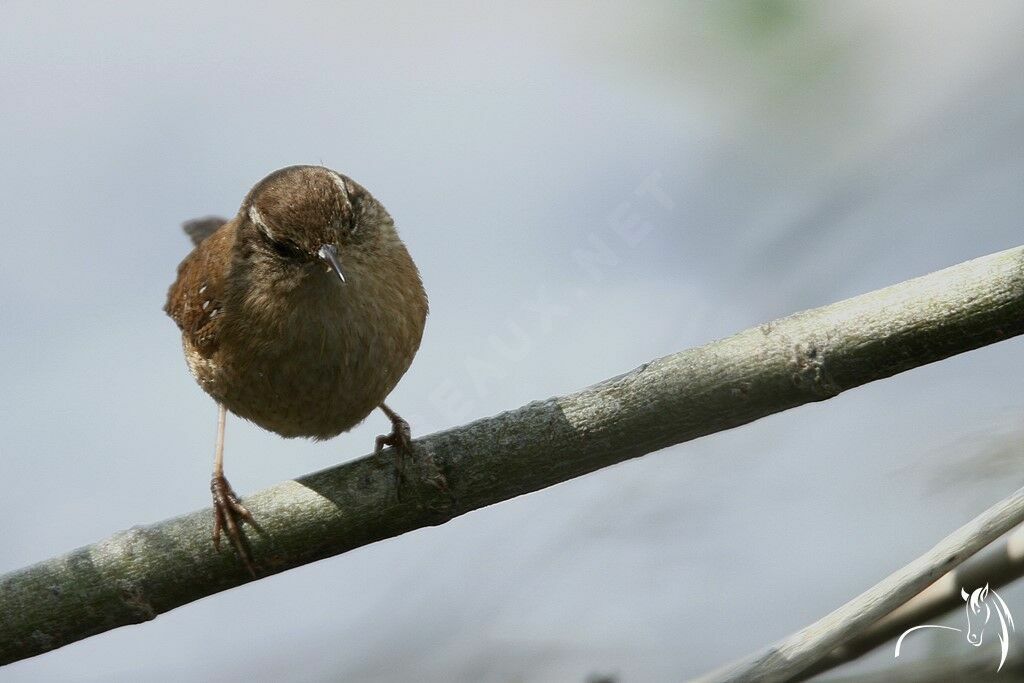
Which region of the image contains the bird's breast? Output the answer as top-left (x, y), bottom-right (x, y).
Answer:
top-left (193, 264), bottom-right (426, 439)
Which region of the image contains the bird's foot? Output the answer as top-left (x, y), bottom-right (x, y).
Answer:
top-left (211, 474), bottom-right (259, 577)
top-left (376, 411), bottom-right (448, 501)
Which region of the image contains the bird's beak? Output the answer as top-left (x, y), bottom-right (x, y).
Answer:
top-left (317, 244), bottom-right (346, 283)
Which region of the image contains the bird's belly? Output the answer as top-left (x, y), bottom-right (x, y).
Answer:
top-left (188, 304), bottom-right (418, 439)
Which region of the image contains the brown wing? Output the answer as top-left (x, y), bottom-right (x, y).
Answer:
top-left (164, 220), bottom-right (235, 357)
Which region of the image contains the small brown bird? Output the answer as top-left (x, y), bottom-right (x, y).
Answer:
top-left (165, 165), bottom-right (429, 573)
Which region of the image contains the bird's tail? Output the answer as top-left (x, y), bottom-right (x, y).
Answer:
top-left (182, 216), bottom-right (227, 246)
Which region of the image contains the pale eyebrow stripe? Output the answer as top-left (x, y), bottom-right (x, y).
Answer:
top-left (329, 170), bottom-right (351, 206)
top-left (329, 170), bottom-right (358, 231)
top-left (248, 204), bottom-right (274, 240)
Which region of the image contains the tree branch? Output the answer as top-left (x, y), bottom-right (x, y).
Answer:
top-left (3, 245), bottom-right (1024, 666)
top-left (801, 523), bottom-right (1024, 679)
top-left (820, 650), bottom-right (1024, 683)
top-left (694, 484), bottom-right (1024, 682)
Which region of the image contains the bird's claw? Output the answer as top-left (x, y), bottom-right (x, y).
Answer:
top-left (376, 412), bottom-right (448, 501)
top-left (211, 474), bottom-right (258, 577)
top-left (376, 416), bottom-right (413, 499)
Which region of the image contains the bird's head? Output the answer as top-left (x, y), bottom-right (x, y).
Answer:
top-left (242, 165), bottom-right (393, 283)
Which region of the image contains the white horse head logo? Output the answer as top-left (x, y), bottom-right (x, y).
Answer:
top-left (896, 583), bottom-right (1016, 672)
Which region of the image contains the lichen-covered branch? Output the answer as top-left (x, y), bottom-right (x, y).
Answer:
top-left (3, 245), bottom-right (1024, 666)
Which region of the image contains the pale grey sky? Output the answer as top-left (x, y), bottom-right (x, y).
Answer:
top-left (2, 2), bottom-right (1024, 681)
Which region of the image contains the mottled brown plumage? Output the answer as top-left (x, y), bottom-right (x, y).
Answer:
top-left (165, 165), bottom-right (428, 572)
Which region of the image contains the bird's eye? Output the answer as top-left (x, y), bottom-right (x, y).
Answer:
top-left (268, 239), bottom-right (304, 260)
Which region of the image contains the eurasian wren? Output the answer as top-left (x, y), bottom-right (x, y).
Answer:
top-left (165, 165), bottom-right (429, 573)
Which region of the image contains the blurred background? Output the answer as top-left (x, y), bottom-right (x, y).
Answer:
top-left (2, 1), bottom-right (1024, 681)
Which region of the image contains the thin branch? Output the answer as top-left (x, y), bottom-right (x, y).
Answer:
top-left (803, 524), bottom-right (1024, 679)
top-left (819, 650), bottom-right (1024, 683)
top-left (693, 486), bottom-right (1024, 683)
top-left (3, 245), bottom-right (1024, 666)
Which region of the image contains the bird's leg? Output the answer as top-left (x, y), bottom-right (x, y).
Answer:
top-left (375, 403), bottom-right (447, 500)
top-left (210, 403), bottom-right (258, 576)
